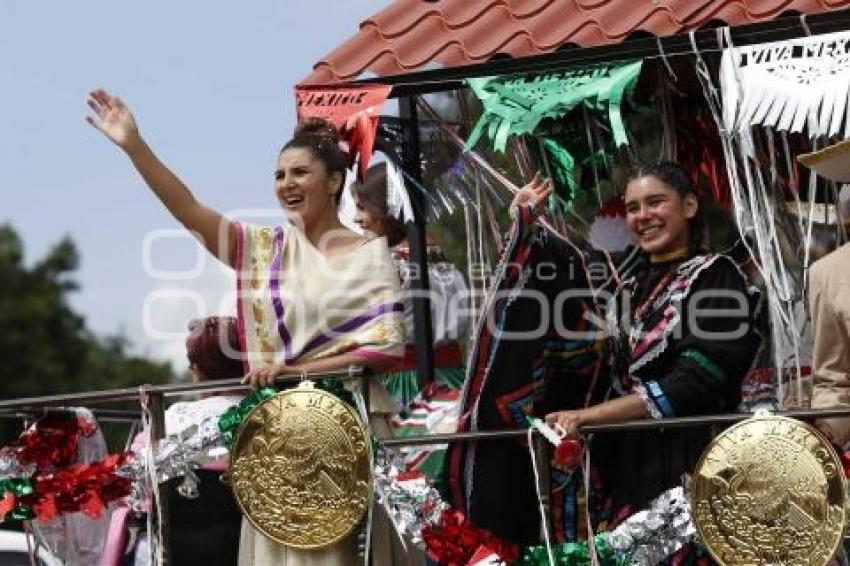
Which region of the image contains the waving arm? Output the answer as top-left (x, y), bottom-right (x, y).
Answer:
top-left (86, 89), bottom-right (237, 267)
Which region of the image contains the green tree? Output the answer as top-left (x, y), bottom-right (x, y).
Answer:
top-left (0, 224), bottom-right (173, 443)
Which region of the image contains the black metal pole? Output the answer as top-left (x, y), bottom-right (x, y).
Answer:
top-left (398, 96), bottom-right (435, 387)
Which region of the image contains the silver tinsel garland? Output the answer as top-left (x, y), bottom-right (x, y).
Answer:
top-left (603, 487), bottom-right (695, 565)
top-left (373, 462), bottom-right (447, 547)
top-left (119, 413), bottom-right (228, 508)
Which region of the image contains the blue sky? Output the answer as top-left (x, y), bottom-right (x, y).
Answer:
top-left (0, 0), bottom-right (389, 371)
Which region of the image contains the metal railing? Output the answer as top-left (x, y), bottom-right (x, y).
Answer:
top-left (0, 368), bottom-right (364, 410)
top-left (380, 406), bottom-right (850, 446)
top-left (0, 368), bottom-right (367, 565)
top-left (2, 369), bottom-right (850, 564)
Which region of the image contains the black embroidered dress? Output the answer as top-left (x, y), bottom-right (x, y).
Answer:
top-left (596, 253), bottom-right (761, 520)
top-left (449, 209), bottom-right (762, 557)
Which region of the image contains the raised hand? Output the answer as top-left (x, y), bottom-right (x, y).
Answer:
top-left (85, 89), bottom-right (142, 152)
top-left (510, 172), bottom-right (553, 221)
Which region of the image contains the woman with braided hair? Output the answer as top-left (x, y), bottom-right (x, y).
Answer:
top-left (541, 161), bottom-right (762, 525)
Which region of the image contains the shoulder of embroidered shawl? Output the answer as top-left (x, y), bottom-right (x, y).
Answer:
top-left (240, 222), bottom-right (277, 252)
top-left (678, 252), bottom-right (718, 273)
top-left (678, 253), bottom-right (756, 294)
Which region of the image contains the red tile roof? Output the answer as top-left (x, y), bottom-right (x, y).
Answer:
top-left (301, 0), bottom-right (850, 85)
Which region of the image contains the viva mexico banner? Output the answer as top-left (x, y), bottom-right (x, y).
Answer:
top-left (295, 84), bottom-right (392, 179)
top-left (720, 30), bottom-right (850, 139)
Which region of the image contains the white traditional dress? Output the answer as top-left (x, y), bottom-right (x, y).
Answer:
top-left (234, 221), bottom-right (405, 566)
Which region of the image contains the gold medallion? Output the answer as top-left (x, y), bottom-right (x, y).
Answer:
top-left (230, 386), bottom-right (371, 549)
top-left (692, 414), bottom-right (846, 565)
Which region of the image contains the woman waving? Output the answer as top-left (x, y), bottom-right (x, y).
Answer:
top-left (87, 89), bottom-right (405, 565)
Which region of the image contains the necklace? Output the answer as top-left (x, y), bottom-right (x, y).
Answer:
top-left (649, 246), bottom-right (689, 264)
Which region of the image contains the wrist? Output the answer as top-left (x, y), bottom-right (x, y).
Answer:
top-left (280, 362), bottom-right (307, 378)
top-left (273, 361), bottom-right (290, 377)
top-left (516, 204), bottom-right (537, 225)
top-left (577, 407), bottom-right (596, 426)
top-left (123, 135), bottom-right (147, 158)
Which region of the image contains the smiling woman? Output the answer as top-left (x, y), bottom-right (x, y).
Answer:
top-left (274, 118), bottom-right (348, 232)
top-left (85, 89), bottom-right (406, 565)
top-left (540, 163), bottom-right (762, 550)
top-left (624, 161), bottom-right (706, 258)
top-left (455, 163), bottom-right (763, 557)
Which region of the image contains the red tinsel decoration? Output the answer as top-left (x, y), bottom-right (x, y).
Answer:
top-left (26, 453), bottom-right (131, 521)
top-left (422, 509), bottom-right (519, 566)
top-left (0, 493), bottom-right (16, 520)
top-left (16, 414), bottom-right (95, 468)
top-left (0, 413), bottom-right (131, 525)
top-left (554, 439), bottom-right (583, 469)
top-left (598, 196), bottom-right (625, 218)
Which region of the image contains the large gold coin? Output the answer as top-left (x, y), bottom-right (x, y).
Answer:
top-left (692, 414), bottom-right (846, 565)
top-left (230, 386), bottom-right (371, 548)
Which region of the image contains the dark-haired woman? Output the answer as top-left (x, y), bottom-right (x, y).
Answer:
top-left (87, 90), bottom-right (405, 565)
top-left (533, 162), bottom-right (761, 557)
top-left (351, 164), bottom-right (469, 403)
top-left (352, 163), bottom-right (470, 480)
top-left (454, 162), bottom-right (761, 559)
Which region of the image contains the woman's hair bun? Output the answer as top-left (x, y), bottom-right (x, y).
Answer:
top-left (293, 117), bottom-right (340, 146)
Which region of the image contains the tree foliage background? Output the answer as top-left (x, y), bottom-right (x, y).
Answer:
top-left (0, 224), bottom-right (173, 444)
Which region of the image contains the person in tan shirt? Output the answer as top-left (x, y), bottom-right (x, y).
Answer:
top-left (809, 243), bottom-right (850, 444)
top-left (799, 140), bottom-right (850, 445)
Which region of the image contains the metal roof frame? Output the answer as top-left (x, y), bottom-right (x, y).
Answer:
top-left (341, 8), bottom-right (850, 97)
